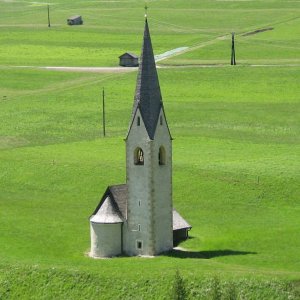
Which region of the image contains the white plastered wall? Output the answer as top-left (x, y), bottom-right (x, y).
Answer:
top-left (90, 222), bottom-right (122, 257)
top-left (152, 110), bottom-right (173, 253)
top-left (124, 108), bottom-right (173, 256)
top-left (124, 109), bottom-right (153, 256)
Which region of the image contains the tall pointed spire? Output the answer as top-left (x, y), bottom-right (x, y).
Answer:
top-left (132, 18), bottom-right (163, 140)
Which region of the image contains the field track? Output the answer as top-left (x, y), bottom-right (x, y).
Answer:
top-left (1, 62), bottom-right (299, 74)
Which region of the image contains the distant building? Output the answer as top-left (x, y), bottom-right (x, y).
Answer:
top-left (119, 52), bottom-right (139, 67)
top-left (67, 15), bottom-right (83, 26)
top-left (90, 19), bottom-right (191, 258)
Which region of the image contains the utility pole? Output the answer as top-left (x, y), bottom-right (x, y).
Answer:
top-left (102, 88), bottom-right (106, 137)
top-left (47, 5), bottom-right (51, 28)
top-left (231, 32), bottom-right (236, 65)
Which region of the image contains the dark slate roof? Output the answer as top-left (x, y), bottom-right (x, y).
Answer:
top-left (109, 184), bottom-right (128, 218)
top-left (90, 184), bottom-right (128, 222)
top-left (119, 52), bottom-right (138, 59)
top-left (90, 195), bottom-right (123, 224)
top-left (173, 209), bottom-right (192, 231)
top-left (91, 184), bottom-right (191, 232)
top-left (127, 18), bottom-right (163, 140)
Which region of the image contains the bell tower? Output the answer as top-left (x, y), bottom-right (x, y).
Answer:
top-left (123, 18), bottom-right (173, 256)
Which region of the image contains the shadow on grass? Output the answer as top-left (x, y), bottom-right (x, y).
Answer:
top-left (165, 249), bottom-right (257, 259)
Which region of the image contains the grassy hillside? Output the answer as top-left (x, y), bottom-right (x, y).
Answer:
top-left (1, 0), bottom-right (299, 66)
top-left (0, 0), bottom-right (299, 298)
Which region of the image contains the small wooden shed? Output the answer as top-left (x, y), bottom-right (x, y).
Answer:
top-left (173, 209), bottom-right (192, 246)
top-left (119, 52), bottom-right (139, 67)
top-left (67, 15), bottom-right (83, 26)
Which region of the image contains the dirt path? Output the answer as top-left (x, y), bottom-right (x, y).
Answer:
top-left (10, 65), bottom-right (137, 73)
top-left (6, 62), bottom-right (299, 74)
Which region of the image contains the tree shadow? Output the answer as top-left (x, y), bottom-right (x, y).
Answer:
top-left (164, 249), bottom-right (257, 259)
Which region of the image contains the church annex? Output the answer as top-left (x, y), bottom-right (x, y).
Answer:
top-left (90, 18), bottom-right (191, 258)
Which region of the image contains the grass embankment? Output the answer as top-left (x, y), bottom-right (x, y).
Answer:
top-left (1, 264), bottom-right (299, 299)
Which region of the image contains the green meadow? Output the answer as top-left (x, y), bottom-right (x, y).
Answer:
top-left (0, 0), bottom-right (300, 299)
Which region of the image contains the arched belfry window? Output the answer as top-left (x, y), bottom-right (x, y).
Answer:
top-left (134, 147), bottom-right (144, 165)
top-left (159, 146), bottom-right (166, 165)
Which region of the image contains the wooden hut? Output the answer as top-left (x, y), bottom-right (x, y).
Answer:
top-left (119, 52), bottom-right (139, 67)
top-left (67, 15), bottom-right (83, 26)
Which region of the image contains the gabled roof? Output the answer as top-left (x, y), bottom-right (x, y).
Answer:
top-left (173, 209), bottom-right (192, 231)
top-left (90, 184), bottom-right (127, 223)
top-left (127, 18), bottom-right (165, 140)
top-left (119, 52), bottom-right (138, 59)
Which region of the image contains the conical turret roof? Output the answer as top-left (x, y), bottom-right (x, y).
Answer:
top-left (90, 195), bottom-right (123, 224)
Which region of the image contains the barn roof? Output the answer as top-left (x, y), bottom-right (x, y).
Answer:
top-left (119, 52), bottom-right (138, 59)
top-left (67, 15), bottom-right (82, 20)
top-left (173, 209), bottom-right (192, 231)
top-left (126, 18), bottom-right (167, 140)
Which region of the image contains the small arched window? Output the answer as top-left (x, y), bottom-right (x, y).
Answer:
top-left (134, 147), bottom-right (144, 165)
top-left (158, 146), bottom-right (166, 165)
top-left (137, 116), bottom-right (140, 126)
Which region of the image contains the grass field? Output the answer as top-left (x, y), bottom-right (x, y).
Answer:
top-left (0, 0), bottom-right (300, 299)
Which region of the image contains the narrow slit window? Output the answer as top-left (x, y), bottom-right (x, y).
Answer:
top-left (137, 240), bottom-right (143, 249)
top-left (138, 224), bottom-right (141, 232)
top-left (134, 147), bottom-right (144, 165)
top-left (159, 146), bottom-right (166, 165)
top-left (137, 116), bottom-right (140, 126)
top-left (160, 115), bottom-right (163, 125)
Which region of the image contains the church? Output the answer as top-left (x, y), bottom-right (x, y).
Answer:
top-left (89, 18), bottom-right (191, 258)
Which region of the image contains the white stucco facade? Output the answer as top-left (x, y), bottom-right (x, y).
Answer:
top-left (124, 108), bottom-right (173, 256)
top-left (90, 222), bottom-right (122, 258)
top-left (90, 195), bottom-right (123, 258)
